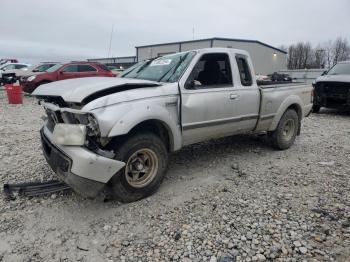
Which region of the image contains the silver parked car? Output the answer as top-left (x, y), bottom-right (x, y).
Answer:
top-left (0, 63), bottom-right (30, 84)
top-left (33, 48), bottom-right (313, 202)
top-left (1, 62), bottom-right (58, 84)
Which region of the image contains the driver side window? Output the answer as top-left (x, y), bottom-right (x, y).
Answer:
top-left (62, 65), bottom-right (78, 72)
top-left (186, 53), bottom-right (233, 89)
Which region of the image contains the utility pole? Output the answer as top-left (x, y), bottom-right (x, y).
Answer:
top-left (107, 24), bottom-right (114, 58)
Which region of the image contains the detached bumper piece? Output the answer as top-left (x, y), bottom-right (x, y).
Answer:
top-left (40, 129), bottom-right (106, 198)
top-left (3, 180), bottom-right (70, 201)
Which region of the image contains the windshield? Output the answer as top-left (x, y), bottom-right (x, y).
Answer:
top-left (119, 61), bottom-right (148, 78)
top-left (45, 64), bottom-right (62, 72)
top-left (327, 63), bottom-right (350, 75)
top-left (34, 63), bottom-right (56, 72)
top-left (120, 51), bottom-right (196, 82)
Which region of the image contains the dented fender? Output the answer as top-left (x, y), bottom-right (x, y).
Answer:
top-left (86, 94), bottom-right (182, 151)
top-left (107, 102), bottom-right (182, 151)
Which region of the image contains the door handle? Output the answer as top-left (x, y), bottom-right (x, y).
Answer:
top-left (230, 94), bottom-right (239, 100)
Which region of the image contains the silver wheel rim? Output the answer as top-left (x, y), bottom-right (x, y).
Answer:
top-left (125, 148), bottom-right (159, 188)
top-left (282, 119), bottom-right (295, 141)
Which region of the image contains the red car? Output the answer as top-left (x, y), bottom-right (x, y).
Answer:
top-left (21, 62), bottom-right (114, 93)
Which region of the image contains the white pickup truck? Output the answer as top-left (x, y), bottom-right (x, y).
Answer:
top-left (33, 48), bottom-right (313, 202)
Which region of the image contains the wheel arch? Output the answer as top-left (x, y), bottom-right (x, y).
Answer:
top-left (269, 95), bottom-right (303, 132)
top-left (126, 119), bottom-right (175, 152)
top-left (108, 111), bottom-right (182, 152)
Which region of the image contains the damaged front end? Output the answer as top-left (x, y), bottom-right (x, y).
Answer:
top-left (38, 99), bottom-right (125, 198)
top-left (314, 81), bottom-right (350, 109)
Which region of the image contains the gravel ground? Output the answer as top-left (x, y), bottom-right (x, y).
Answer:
top-left (0, 91), bottom-right (349, 262)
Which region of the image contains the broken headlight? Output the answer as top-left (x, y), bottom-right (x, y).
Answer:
top-left (86, 114), bottom-right (100, 137)
top-left (52, 124), bottom-right (86, 146)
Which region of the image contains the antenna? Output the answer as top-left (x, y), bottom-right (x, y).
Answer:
top-left (192, 26), bottom-right (195, 40)
top-left (107, 24), bottom-right (114, 58)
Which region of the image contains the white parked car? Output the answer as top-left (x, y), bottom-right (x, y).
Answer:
top-left (0, 63), bottom-right (30, 83)
top-left (1, 62), bottom-right (58, 84)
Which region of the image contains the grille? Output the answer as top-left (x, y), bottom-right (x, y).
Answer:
top-left (316, 82), bottom-right (350, 95)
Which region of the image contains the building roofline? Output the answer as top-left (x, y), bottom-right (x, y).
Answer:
top-left (135, 37), bottom-right (287, 54)
top-left (88, 55), bottom-right (136, 60)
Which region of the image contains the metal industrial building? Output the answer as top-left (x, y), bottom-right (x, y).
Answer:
top-left (89, 37), bottom-right (287, 74)
top-left (136, 38), bottom-right (287, 75)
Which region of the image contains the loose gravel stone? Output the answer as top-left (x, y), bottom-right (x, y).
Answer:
top-left (0, 92), bottom-right (350, 261)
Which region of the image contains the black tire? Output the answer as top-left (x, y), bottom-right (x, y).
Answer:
top-left (270, 109), bottom-right (299, 150)
top-left (312, 104), bottom-right (321, 113)
top-left (108, 133), bottom-right (168, 202)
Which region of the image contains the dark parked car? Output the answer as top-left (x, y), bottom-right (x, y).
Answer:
top-left (312, 61), bottom-right (350, 112)
top-left (268, 72), bottom-right (292, 82)
top-left (21, 62), bottom-right (115, 93)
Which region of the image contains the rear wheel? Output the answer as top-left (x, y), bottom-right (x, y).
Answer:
top-left (270, 109), bottom-right (299, 150)
top-left (108, 133), bottom-right (168, 202)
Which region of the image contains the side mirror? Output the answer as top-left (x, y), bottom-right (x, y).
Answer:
top-left (185, 80), bottom-right (195, 89)
top-left (185, 79), bottom-right (202, 89)
top-left (59, 71), bottom-right (64, 74)
top-left (321, 70), bottom-right (328, 76)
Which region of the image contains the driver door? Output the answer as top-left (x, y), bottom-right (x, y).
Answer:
top-left (58, 64), bottom-right (79, 80)
top-left (180, 52), bottom-right (239, 145)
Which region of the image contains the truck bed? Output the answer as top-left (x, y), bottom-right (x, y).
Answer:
top-left (255, 83), bottom-right (313, 132)
top-left (259, 82), bottom-right (307, 89)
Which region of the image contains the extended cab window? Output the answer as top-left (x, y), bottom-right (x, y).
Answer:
top-left (62, 65), bottom-right (78, 72)
top-left (236, 56), bottom-right (252, 86)
top-left (78, 65), bottom-right (97, 72)
top-left (187, 53), bottom-right (233, 89)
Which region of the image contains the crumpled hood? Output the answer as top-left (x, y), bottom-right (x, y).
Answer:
top-left (316, 74), bottom-right (350, 83)
top-left (32, 77), bottom-right (160, 103)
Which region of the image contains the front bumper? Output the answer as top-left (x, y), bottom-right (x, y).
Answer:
top-left (40, 126), bottom-right (125, 198)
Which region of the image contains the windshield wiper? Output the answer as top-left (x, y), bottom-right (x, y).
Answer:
top-left (157, 53), bottom-right (189, 82)
top-left (133, 57), bottom-right (161, 78)
top-left (121, 57), bottom-right (158, 78)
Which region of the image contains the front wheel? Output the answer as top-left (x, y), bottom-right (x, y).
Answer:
top-left (270, 109), bottom-right (299, 150)
top-left (312, 104), bottom-right (321, 113)
top-left (108, 133), bottom-right (168, 202)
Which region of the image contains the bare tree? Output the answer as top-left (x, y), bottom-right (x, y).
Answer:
top-left (286, 37), bottom-right (350, 70)
top-left (287, 42), bottom-right (313, 69)
top-left (332, 37), bottom-right (350, 65)
top-left (322, 40), bottom-right (333, 69)
top-left (313, 45), bottom-right (326, 69)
